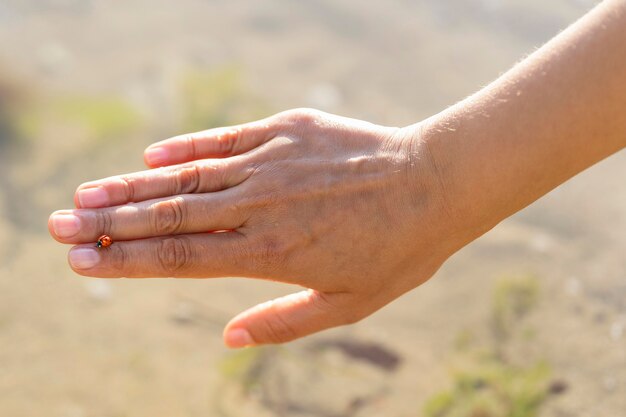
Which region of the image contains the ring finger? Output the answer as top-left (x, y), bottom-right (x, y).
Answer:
top-left (67, 233), bottom-right (251, 278)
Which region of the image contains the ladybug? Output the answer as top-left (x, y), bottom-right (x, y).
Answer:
top-left (96, 234), bottom-right (113, 248)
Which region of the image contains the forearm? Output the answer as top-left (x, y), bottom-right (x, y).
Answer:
top-left (410, 0), bottom-right (626, 236)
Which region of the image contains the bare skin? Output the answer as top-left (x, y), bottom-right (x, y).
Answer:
top-left (49, 0), bottom-right (626, 348)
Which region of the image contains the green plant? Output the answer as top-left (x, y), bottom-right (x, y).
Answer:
top-left (0, 66), bottom-right (27, 152)
top-left (424, 359), bottom-right (550, 417)
top-left (218, 346), bottom-right (271, 391)
top-left (424, 276), bottom-right (549, 417)
top-left (492, 276), bottom-right (539, 343)
top-left (17, 94), bottom-right (142, 143)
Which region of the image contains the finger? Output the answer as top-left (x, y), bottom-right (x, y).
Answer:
top-left (223, 290), bottom-right (358, 348)
top-left (67, 233), bottom-right (250, 278)
top-left (50, 190), bottom-right (246, 244)
top-left (74, 157), bottom-right (254, 209)
top-left (144, 119), bottom-right (277, 168)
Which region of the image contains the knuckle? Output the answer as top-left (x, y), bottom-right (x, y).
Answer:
top-left (156, 237), bottom-right (192, 275)
top-left (281, 108), bottom-right (322, 128)
top-left (215, 128), bottom-right (240, 156)
top-left (96, 210), bottom-right (115, 235)
top-left (261, 311), bottom-right (299, 344)
top-left (109, 244), bottom-right (128, 273)
top-left (149, 197), bottom-right (187, 235)
top-left (119, 176), bottom-right (138, 202)
top-left (184, 134), bottom-right (198, 160)
top-left (171, 164), bottom-right (202, 194)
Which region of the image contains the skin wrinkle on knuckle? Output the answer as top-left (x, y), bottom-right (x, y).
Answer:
top-left (262, 311), bottom-right (299, 343)
top-left (149, 197), bottom-right (187, 235)
top-left (109, 244), bottom-right (127, 273)
top-left (119, 175), bottom-right (137, 203)
top-left (217, 128), bottom-right (240, 156)
top-left (96, 210), bottom-right (115, 236)
top-left (184, 134), bottom-right (197, 160)
top-left (156, 237), bottom-right (192, 276)
top-left (171, 164), bottom-right (202, 194)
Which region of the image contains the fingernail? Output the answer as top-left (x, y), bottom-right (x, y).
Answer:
top-left (145, 147), bottom-right (169, 166)
top-left (69, 247), bottom-right (100, 269)
top-left (225, 328), bottom-right (255, 348)
top-left (77, 187), bottom-right (109, 208)
top-left (51, 214), bottom-right (81, 238)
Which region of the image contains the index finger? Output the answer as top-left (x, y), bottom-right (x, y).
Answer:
top-left (144, 119), bottom-right (277, 168)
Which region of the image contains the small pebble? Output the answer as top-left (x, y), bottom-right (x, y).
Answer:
top-left (548, 379), bottom-right (569, 395)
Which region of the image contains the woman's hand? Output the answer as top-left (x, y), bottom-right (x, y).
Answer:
top-left (48, 0), bottom-right (626, 349)
top-left (48, 109), bottom-right (470, 348)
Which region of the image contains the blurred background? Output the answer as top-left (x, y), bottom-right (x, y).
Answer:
top-left (0, 0), bottom-right (624, 416)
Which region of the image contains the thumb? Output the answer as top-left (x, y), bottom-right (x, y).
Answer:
top-left (223, 289), bottom-right (356, 348)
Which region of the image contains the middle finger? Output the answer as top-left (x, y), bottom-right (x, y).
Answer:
top-left (74, 157), bottom-right (255, 209)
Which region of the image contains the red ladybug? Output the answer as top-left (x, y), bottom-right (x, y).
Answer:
top-left (96, 235), bottom-right (113, 248)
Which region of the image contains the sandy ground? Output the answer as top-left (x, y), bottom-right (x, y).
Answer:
top-left (0, 1), bottom-right (623, 416)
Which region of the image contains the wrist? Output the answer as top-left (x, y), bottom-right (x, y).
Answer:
top-left (397, 118), bottom-right (501, 251)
